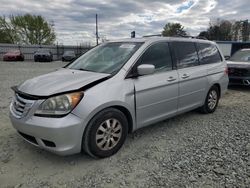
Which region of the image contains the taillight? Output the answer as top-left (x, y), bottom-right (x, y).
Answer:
top-left (224, 67), bottom-right (228, 75)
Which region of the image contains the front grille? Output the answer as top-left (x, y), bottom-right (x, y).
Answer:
top-left (229, 78), bottom-right (243, 84)
top-left (228, 68), bottom-right (250, 77)
top-left (11, 93), bottom-right (35, 118)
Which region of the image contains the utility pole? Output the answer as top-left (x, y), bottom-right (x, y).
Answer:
top-left (242, 19), bottom-right (249, 42)
top-left (131, 31), bottom-right (135, 38)
top-left (96, 14), bottom-right (99, 45)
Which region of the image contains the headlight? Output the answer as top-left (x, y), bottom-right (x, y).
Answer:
top-left (35, 92), bottom-right (83, 117)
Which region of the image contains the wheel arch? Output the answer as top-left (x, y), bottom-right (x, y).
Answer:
top-left (111, 105), bottom-right (134, 133)
top-left (82, 103), bottom-right (135, 138)
top-left (81, 104), bottom-right (134, 156)
top-left (212, 83), bottom-right (221, 98)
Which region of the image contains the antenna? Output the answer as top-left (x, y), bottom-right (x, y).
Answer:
top-left (96, 14), bottom-right (99, 45)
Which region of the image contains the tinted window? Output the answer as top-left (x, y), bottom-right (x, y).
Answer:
top-left (173, 42), bottom-right (199, 68)
top-left (197, 43), bottom-right (222, 64)
top-left (138, 42), bottom-right (172, 72)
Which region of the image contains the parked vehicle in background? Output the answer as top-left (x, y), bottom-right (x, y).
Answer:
top-left (62, 51), bottom-right (76, 61)
top-left (9, 37), bottom-right (228, 158)
top-left (34, 49), bottom-right (53, 62)
top-left (227, 49), bottom-right (250, 86)
top-left (3, 50), bottom-right (24, 61)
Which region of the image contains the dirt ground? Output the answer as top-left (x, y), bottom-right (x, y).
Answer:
top-left (0, 61), bottom-right (249, 188)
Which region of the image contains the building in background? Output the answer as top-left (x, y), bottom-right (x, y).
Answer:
top-left (217, 41), bottom-right (250, 58)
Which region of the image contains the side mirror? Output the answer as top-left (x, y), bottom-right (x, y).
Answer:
top-left (137, 64), bottom-right (155, 76)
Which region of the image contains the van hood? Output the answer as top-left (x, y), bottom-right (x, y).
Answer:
top-left (17, 68), bottom-right (110, 97)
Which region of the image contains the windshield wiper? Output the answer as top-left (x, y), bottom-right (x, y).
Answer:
top-left (78, 68), bottom-right (93, 72)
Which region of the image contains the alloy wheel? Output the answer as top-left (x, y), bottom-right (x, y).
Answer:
top-left (208, 90), bottom-right (218, 110)
top-left (95, 118), bottom-right (122, 151)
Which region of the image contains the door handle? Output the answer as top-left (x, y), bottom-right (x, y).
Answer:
top-left (167, 76), bottom-right (176, 82)
top-left (181, 74), bottom-right (190, 79)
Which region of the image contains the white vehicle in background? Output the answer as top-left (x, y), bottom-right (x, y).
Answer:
top-left (62, 51), bottom-right (76, 62)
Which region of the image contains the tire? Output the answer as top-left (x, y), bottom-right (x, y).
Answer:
top-left (82, 108), bottom-right (128, 158)
top-left (199, 85), bottom-right (220, 114)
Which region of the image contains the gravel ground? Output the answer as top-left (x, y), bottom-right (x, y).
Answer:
top-left (0, 61), bottom-right (249, 188)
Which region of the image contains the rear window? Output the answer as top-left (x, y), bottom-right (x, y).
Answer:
top-left (173, 42), bottom-right (199, 69)
top-left (197, 43), bottom-right (222, 64)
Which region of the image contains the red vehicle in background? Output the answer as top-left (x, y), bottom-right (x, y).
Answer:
top-left (3, 50), bottom-right (24, 61)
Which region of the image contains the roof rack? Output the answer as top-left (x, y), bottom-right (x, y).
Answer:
top-left (143, 34), bottom-right (162, 38)
top-left (142, 34), bottom-right (208, 40)
top-left (174, 34), bottom-right (208, 40)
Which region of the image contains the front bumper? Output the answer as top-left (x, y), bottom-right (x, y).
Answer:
top-left (229, 76), bottom-right (250, 86)
top-left (9, 112), bottom-right (85, 156)
top-left (34, 56), bottom-right (51, 62)
top-left (62, 56), bottom-right (75, 61)
top-left (3, 56), bottom-right (19, 61)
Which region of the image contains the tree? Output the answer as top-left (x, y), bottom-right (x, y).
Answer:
top-left (0, 16), bottom-right (19, 43)
top-left (198, 19), bottom-right (233, 41)
top-left (198, 19), bottom-right (250, 41)
top-left (0, 14), bottom-right (56, 45)
top-left (162, 23), bottom-right (187, 37)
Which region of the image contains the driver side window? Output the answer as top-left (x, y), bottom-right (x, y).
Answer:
top-left (137, 42), bottom-right (173, 73)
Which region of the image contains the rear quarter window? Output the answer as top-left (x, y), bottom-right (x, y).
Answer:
top-left (197, 43), bottom-right (222, 64)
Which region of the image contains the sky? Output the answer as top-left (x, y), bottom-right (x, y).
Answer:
top-left (0, 0), bottom-right (249, 45)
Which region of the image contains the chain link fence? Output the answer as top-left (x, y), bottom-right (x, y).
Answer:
top-left (0, 43), bottom-right (91, 61)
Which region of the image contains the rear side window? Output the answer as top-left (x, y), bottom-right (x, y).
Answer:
top-left (138, 42), bottom-right (173, 72)
top-left (197, 43), bottom-right (222, 64)
top-left (173, 42), bottom-right (199, 69)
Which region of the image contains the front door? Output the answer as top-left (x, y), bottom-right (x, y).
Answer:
top-left (130, 42), bottom-right (179, 128)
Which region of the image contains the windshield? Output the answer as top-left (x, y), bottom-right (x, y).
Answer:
top-left (8, 50), bottom-right (20, 54)
top-left (230, 50), bottom-right (250, 62)
top-left (64, 51), bottom-right (75, 55)
top-left (37, 49), bottom-right (50, 53)
top-left (67, 42), bottom-right (143, 74)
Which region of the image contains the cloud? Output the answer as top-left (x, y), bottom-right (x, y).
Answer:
top-left (0, 0), bottom-right (249, 45)
top-left (176, 0), bottom-right (195, 14)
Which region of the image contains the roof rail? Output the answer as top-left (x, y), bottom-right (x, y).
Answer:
top-left (142, 34), bottom-right (208, 40)
top-left (174, 34), bottom-right (208, 40)
top-left (195, 36), bottom-right (208, 40)
top-left (143, 34), bottom-right (162, 38)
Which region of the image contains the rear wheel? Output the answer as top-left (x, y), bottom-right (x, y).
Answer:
top-left (82, 108), bottom-right (128, 158)
top-left (199, 85), bottom-right (219, 114)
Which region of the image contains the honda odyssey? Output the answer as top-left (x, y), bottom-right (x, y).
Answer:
top-left (9, 37), bottom-right (229, 158)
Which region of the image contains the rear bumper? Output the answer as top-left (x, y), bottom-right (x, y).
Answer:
top-left (9, 112), bottom-right (85, 156)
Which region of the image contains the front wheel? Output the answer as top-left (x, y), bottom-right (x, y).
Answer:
top-left (199, 85), bottom-right (220, 114)
top-left (82, 108), bottom-right (128, 158)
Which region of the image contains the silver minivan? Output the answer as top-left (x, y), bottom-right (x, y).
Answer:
top-left (9, 37), bottom-right (229, 158)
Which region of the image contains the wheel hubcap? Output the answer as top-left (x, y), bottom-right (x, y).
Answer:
top-left (208, 90), bottom-right (217, 110)
top-left (95, 118), bottom-right (122, 151)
